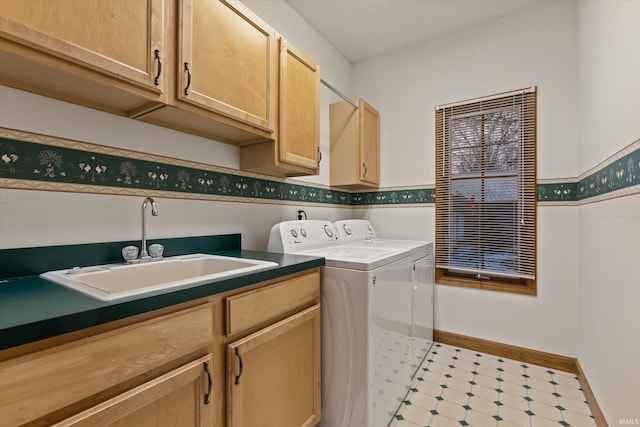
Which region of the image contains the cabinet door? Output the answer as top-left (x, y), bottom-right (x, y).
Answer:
top-left (329, 97), bottom-right (380, 189)
top-left (0, 0), bottom-right (165, 94)
top-left (227, 305), bottom-right (321, 427)
top-left (358, 99), bottom-right (380, 186)
top-left (279, 38), bottom-right (321, 172)
top-left (179, 0), bottom-right (277, 132)
top-left (0, 304), bottom-right (212, 427)
top-left (53, 355), bottom-right (214, 427)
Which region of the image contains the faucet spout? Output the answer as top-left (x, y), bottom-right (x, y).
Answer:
top-left (141, 197), bottom-right (158, 259)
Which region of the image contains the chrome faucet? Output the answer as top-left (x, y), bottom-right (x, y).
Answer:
top-left (140, 197), bottom-right (158, 260)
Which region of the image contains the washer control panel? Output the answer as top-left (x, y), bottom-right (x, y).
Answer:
top-left (268, 220), bottom-right (339, 253)
top-left (334, 219), bottom-right (377, 243)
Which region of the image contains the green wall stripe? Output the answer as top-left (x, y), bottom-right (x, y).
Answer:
top-left (2, 135), bottom-right (639, 206)
top-left (0, 136), bottom-right (352, 206)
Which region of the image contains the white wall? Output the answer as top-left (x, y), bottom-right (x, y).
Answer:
top-left (577, 0), bottom-right (640, 171)
top-left (0, 0), bottom-right (353, 251)
top-left (351, 0), bottom-right (581, 356)
top-left (352, 0), bottom-right (580, 187)
top-left (576, 0), bottom-right (640, 422)
top-left (577, 197), bottom-right (640, 422)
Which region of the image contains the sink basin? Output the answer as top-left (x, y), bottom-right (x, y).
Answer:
top-left (40, 253), bottom-right (278, 301)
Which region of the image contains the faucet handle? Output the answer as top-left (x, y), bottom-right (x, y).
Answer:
top-left (122, 246), bottom-right (139, 263)
top-left (149, 244), bottom-right (164, 258)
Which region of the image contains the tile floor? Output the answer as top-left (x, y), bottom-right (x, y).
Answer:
top-left (391, 343), bottom-right (597, 427)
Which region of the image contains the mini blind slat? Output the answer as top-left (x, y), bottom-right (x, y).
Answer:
top-left (435, 88), bottom-right (536, 282)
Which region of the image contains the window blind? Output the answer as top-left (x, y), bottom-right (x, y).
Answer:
top-left (435, 88), bottom-right (536, 283)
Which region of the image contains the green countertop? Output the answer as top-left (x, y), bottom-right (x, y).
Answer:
top-left (0, 236), bottom-right (324, 351)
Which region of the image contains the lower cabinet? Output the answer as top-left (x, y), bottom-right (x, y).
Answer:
top-left (0, 304), bottom-right (213, 427)
top-left (0, 269), bottom-right (321, 427)
top-left (226, 305), bottom-right (321, 427)
top-left (53, 354), bottom-right (214, 427)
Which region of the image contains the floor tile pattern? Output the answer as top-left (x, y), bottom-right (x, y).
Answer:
top-left (391, 343), bottom-right (596, 427)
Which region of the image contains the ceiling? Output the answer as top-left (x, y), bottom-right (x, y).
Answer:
top-left (284, 0), bottom-right (544, 63)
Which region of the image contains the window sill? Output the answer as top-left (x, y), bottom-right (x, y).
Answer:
top-left (435, 270), bottom-right (537, 296)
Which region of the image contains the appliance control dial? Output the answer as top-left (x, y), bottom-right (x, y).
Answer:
top-left (300, 228), bottom-right (307, 238)
top-left (343, 224), bottom-right (352, 235)
top-left (290, 229), bottom-right (298, 238)
top-left (324, 224), bottom-right (334, 238)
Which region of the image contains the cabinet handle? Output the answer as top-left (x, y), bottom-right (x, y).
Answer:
top-left (203, 361), bottom-right (212, 405)
top-left (184, 62), bottom-right (192, 96)
top-left (153, 49), bottom-right (162, 86)
top-left (363, 162), bottom-right (368, 177)
top-left (317, 147), bottom-right (322, 166)
top-left (234, 347), bottom-right (244, 385)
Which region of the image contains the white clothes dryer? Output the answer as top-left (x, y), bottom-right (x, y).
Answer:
top-left (268, 220), bottom-right (423, 427)
top-left (334, 219), bottom-right (435, 380)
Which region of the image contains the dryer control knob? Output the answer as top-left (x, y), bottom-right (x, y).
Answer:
top-left (300, 228), bottom-right (307, 237)
top-left (324, 224), bottom-right (334, 238)
top-left (290, 229), bottom-right (298, 238)
top-left (343, 224), bottom-right (352, 235)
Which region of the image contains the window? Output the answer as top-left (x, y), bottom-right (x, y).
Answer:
top-left (435, 88), bottom-right (536, 295)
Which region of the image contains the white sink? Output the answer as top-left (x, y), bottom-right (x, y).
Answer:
top-left (40, 253), bottom-right (278, 301)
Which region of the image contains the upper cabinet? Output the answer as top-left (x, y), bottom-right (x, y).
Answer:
top-left (240, 38), bottom-right (321, 176)
top-left (278, 39), bottom-right (321, 172)
top-left (0, 0), bottom-right (321, 177)
top-left (178, 0), bottom-right (276, 133)
top-left (137, 0), bottom-right (278, 144)
top-left (0, 0), bottom-right (167, 115)
top-left (330, 97), bottom-right (380, 188)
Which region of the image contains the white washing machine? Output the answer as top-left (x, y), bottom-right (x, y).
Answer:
top-left (268, 220), bottom-right (432, 427)
top-left (334, 219), bottom-right (435, 379)
top-left (334, 219), bottom-right (428, 254)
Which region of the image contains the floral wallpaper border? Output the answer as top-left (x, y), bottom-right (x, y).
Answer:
top-left (0, 128), bottom-right (638, 207)
top-left (0, 128), bottom-right (352, 206)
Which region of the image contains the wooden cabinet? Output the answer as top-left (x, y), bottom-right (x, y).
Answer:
top-left (330, 97), bottom-right (380, 188)
top-left (277, 39), bottom-right (322, 173)
top-left (53, 354), bottom-right (214, 427)
top-left (227, 306), bottom-right (321, 427)
top-left (0, 268), bottom-right (320, 427)
top-left (239, 37), bottom-right (321, 177)
top-left (137, 0), bottom-right (279, 144)
top-left (178, 0), bottom-right (276, 133)
top-left (225, 270), bottom-right (321, 427)
top-left (0, 0), bottom-right (166, 116)
top-left (0, 304), bottom-right (213, 427)
top-left (0, 0), bottom-right (321, 175)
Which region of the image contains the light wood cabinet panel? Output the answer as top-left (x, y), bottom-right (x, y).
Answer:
top-left (226, 269), bottom-right (320, 337)
top-left (52, 354), bottom-right (214, 427)
top-left (177, 0), bottom-right (276, 132)
top-left (227, 305), bottom-right (321, 427)
top-left (330, 97), bottom-right (380, 189)
top-left (239, 37), bottom-right (320, 177)
top-left (136, 0), bottom-right (278, 144)
top-left (0, 0), bottom-right (166, 115)
top-left (278, 38), bottom-right (321, 171)
top-left (0, 304), bottom-right (212, 427)
top-left (359, 100), bottom-right (381, 186)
